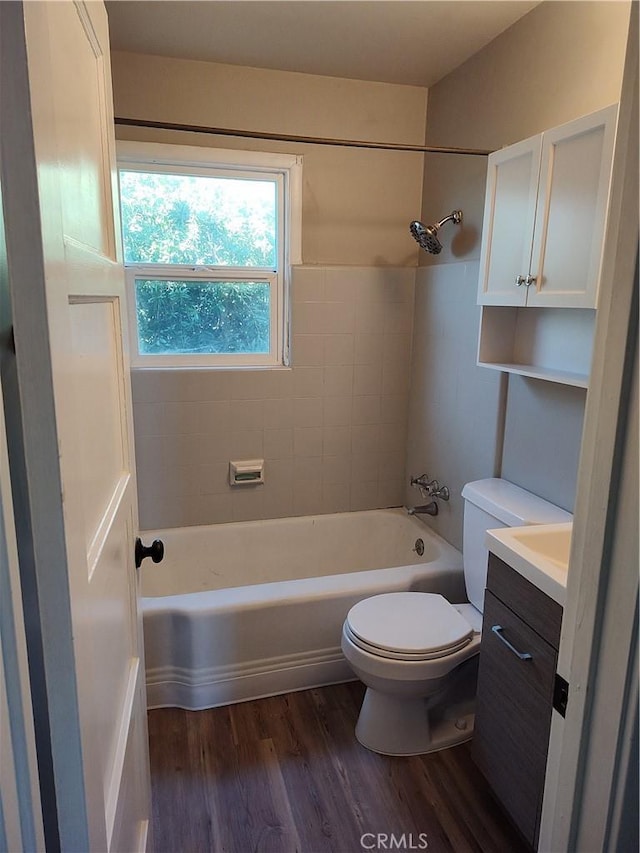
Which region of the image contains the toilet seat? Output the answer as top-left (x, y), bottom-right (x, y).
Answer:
top-left (343, 622), bottom-right (472, 661)
top-left (345, 593), bottom-right (474, 661)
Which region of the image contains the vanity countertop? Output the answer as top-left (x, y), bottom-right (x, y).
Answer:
top-left (485, 522), bottom-right (573, 606)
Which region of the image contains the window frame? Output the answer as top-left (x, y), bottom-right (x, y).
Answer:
top-left (116, 141), bottom-right (302, 369)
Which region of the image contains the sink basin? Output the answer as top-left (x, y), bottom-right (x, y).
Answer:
top-left (486, 522), bottom-right (573, 605)
top-left (506, 525), bottom-right (572, 570)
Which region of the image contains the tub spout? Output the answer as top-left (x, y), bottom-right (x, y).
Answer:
top-left (406, 502), bottom-right (438, 517)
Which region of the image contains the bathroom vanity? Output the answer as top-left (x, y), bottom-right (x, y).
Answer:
top-left (473, 525), bottom-right (571, 849)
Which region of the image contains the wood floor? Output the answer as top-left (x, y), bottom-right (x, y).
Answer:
top-left (148, 682), bottom-right (527, 853)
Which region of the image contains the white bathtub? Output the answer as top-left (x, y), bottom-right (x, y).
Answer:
top-left (141, 508), bottom-right (465, 710)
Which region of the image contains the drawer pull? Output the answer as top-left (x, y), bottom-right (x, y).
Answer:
top-left (491, 625), bottom-right (532, 661)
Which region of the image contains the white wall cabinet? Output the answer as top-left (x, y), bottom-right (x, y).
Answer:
top-left (478, 134), bottom-right (543, 306)
top-left (477, 104), bottom-right (618, 387)
top-left (479, 104), bottom-right (617, 308)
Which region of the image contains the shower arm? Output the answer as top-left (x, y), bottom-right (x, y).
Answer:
top-left (434, 210), bottom-right (463, 230)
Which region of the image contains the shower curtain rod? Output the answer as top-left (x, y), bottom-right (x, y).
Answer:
top-left (114, 117), bottom-right (493, 156)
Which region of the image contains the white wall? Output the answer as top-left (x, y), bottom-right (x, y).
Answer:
top-left (110, 53), bottom-right (427, 527)
top-left (111, 51), bottom-right (428, 267)
top-left (418, 1), bottom-right (630, 268)
top-left (501, 379), bottom-right (586, 512)
top-left (406, 1), bottom-right (630, 548)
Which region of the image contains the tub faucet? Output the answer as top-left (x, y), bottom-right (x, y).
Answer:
top-left (410, 474), bottom-right (450, 502)
top-left (406, 502), bottom-right (439, 517)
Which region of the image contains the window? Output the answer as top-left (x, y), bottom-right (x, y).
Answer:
top-left (117, 142), bottom-right (302, 367)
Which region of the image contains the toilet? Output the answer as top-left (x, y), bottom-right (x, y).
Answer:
top-left (341, 478), bottom-right (572, 756)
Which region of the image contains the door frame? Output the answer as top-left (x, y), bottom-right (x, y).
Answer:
top-left (539, 5), bottom-right (638, 849)
top-left (0, 212), bottom-right (45, 853)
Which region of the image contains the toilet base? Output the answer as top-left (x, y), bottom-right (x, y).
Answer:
top-left (355, 687), bottom-right (474, 756)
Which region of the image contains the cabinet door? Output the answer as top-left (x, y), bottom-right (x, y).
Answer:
top-left (473, 591), bottom-right (558, 848)
top-left (477, 134), bottom-right (542, 306)
top-left (528, 104), bottom-right (618, 308)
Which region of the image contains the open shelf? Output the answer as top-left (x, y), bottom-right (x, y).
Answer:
top-left (477, 361), bottom-right (588, 388)
top-left (477, 306), bottom-right (595, 389)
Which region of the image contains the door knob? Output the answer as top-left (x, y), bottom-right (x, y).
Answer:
top-left (525, 274), bottom-right (537, 286)
top-left (515, 275), bottom-right (525, 286)
top-left (135, 537), bottom-right (164, 569)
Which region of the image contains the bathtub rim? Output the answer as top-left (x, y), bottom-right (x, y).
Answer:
top-left (141, 517), bottom-right (463, 613)
top-left (140, 506), bottom-right (453, 598)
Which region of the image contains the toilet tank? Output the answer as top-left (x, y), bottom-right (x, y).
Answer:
top-left (461, 478), bottom-right (572, 613)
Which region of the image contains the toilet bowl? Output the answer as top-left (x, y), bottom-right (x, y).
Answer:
top-left (341, 593), bottom-right (482, 755)
top-left (342, 478), bottom-right (572, 756)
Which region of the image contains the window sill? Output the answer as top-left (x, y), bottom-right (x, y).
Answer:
top-left (130, 364), bottom-right (292, 372)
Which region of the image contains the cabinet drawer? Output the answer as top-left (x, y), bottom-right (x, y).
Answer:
top-left (473, 591), bottom-right (558, 847)
top-left (487, 553), bottom-right (563, 647)
top-left (479, 590), bottom-right (558, 712)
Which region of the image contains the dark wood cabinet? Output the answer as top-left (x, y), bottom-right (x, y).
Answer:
top-left (473, 554), bottom-right (563, 849)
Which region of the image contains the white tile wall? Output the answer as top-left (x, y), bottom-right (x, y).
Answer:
top-left (405, 261), bottom-right (502, 550)
top-left (132, 266), bottom-right (415, 528)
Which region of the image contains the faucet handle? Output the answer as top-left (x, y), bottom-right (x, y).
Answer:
top-left (411, 474), bottom-right (450, 501)
top-left (410, 473), bottom-right (431, 489)
top-left (425, 480), bottom-right (450, 501)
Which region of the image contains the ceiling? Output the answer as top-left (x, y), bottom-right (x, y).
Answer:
top-left (106, 1), bottom-right (540, 88)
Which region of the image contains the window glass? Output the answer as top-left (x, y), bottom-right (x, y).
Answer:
top-left (134, 279), bottom-right (271, 355)
top-left (120, 170), bottom-right (277, 268)
top-left (117, 142), bottom-right (300, 368)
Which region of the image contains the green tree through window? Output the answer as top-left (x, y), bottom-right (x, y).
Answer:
top-left (120, 171), bottom-right (277, 267)
top-left (135, 280), bottom-right (270, 355)
top-left (120, 166), bottom-right (281, 361)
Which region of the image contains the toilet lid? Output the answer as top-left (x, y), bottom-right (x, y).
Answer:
top-left (346, 593), bottom-right (474, 657)
top-left (343, 622), bottom-right (473, 661)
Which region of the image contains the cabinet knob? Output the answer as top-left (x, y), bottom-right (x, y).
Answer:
top-left (515, 275), bottom-right (526, 286)
top-left (525, 274), bottom-right (537, 287)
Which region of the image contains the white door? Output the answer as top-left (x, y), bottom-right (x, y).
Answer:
top-left (1, 2), bottom-right (151, 850)
top-left (528, 104), bottom-right (618, 309)
top-left (477, 134), bottom-right (542, 306)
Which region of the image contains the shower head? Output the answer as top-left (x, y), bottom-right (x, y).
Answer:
top-left (410, 210), bottom-right (463, 254)
top-left (410, 220), bottom-right (443, 254)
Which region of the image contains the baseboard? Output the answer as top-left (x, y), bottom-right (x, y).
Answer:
top-left (145, 645), bottom-right (354, 710)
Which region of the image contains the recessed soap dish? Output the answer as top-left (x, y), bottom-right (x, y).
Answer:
top-left (229, 459), bottom-right (265, 486)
